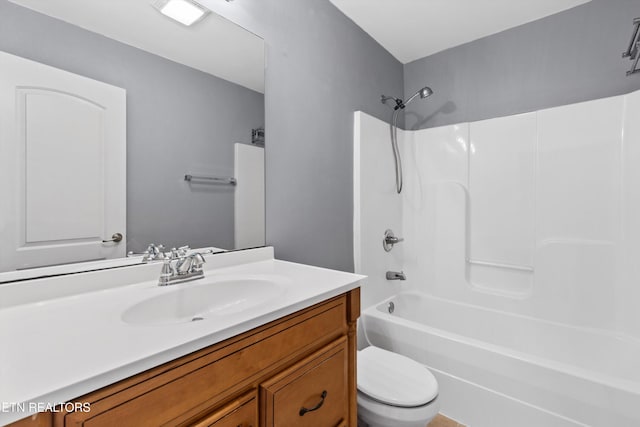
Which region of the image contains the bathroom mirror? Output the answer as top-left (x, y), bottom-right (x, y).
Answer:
top-left (0, 0), bottom-right (265, 281)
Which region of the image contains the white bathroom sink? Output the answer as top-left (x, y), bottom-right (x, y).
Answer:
top-left (122, 278), bottom-right (285, 325)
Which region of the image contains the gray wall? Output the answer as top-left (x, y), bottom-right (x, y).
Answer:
top-left (7, 0), bottom-right (630, 273)
top-left (203, 0), bottom-right (404, 272)
top-left (0, 0), bottom-right (265, 252)
top-left (403, 0), bottom-right (640, 130)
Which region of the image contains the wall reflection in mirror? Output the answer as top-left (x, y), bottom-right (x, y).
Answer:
top-left (0, 0), bottom-right (265, 282)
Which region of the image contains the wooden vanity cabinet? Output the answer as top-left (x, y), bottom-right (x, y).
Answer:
top-left (7, 288), bottom-right (359, 427)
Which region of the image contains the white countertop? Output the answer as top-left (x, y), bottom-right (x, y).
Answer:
top-left (0, 247), bottom-right (364, 426)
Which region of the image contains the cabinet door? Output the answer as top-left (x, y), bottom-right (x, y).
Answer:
top-left (190, 391), bottom-right (257, 427)
top-left (261, 338), bottom-right (348, 427)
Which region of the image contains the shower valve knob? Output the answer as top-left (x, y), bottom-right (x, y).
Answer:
top-left (383, 229), bottom-right (404, 252)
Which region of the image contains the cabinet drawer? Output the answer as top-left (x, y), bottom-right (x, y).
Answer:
top-left (190, 391), bottom-right (257, 427)
top-left (261, 338), bottom-right (348, 427)
top-left (63, 296), bottom-right (347, 427)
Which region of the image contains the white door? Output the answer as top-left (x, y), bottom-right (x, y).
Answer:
top-left (0, 51), bottom-right (126, 271)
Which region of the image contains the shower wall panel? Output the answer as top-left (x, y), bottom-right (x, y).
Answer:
top-left (354, 112), bottom-right (405, 312)
top-left (536, 96), bottom-right (624, 330)
top-left (355, 88), bottom-right (640, 338)
top-left (402, 124), bottom-right (469, 297)
top-left (467, 113), bottom-right (536, 297)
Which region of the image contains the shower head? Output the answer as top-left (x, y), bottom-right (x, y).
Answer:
top-left (419, 86), bottom-right (434, 98)
top-left (381, 86), bottom-right (433, 110)
top-left (404, 86), bottom-right (433, 107)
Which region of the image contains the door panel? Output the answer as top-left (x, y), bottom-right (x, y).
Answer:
top-left (23, 89), bottom-right (105, 242)
top-left (0, 51), bottom-right (126, 271)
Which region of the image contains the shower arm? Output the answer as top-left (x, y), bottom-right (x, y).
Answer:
top-left (382, 87), bottom-right (430, 111)
top-left (381, 95), bottom-right (404, 110)
top-left (403, 91), bottom-right (421, 106)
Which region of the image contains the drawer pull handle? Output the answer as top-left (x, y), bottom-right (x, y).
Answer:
top-left (299, 390), bottom-right (327, 416)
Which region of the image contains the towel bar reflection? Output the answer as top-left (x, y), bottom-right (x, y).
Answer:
top-left (184, 174), bottom-right (237, 185)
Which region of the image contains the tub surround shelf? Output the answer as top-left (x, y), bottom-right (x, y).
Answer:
top-left (465, 259), bottom-right (534, 272)
top-left (0, 247), bottom-right (363, 426)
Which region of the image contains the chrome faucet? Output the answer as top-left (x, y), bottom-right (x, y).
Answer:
top-left (386, 271), bottom-right (406, 281)
top-left (158, 252), bottom-right (206, 286)
top-left (127, 243), bottom-right (167, 261)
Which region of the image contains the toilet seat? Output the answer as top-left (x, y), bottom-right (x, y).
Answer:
top-left (357, 390), bottom-right (439, 427)
top-left (357, 346), bottom-right (438, 408)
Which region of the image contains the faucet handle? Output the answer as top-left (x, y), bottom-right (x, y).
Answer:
top-left (158, 256), bottom-right (174, 286)
top-left (190, 253), bottom-right (206, 273)
top-left (175, 255), bottom-right (193, 275)
top-left (144, 244), bottom-right (166, 261)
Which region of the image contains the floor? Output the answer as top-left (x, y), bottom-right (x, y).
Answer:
top-left (428, 414), bottom-right (466, 427)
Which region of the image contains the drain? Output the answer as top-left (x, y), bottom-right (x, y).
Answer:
top-left (191, 316), bottom-right (204, 322)
top-left (387, 302), bottom-right (395, 314)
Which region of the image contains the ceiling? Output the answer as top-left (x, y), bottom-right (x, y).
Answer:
top-left (8, 0), bottom-right (265, 93)
top-left (329, 0), bottom-right (592, 64)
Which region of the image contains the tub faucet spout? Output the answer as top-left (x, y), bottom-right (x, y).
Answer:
top-left (386, 271), bottom-right (406, 281)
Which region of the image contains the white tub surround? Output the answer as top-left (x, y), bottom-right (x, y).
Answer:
top-left (0, 247), bottom-right (364, 426)
top-left (354, 88), bottom-right (640, 427)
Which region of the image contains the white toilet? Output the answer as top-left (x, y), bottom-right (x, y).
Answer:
top-left (357, 346), bottom-right (440, 427)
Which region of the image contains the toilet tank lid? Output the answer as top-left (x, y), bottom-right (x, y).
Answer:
top-left (357, 346), bottom-right (438, 407)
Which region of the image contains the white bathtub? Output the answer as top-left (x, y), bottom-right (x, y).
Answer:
top-left (361, 292), bottom-right (640, 427)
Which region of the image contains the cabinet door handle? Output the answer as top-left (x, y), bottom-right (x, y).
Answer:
top-left (299, 390), bottom-right (327, 416)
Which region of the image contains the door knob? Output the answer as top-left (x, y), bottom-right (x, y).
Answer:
top-left (102, 233), bottom-right (123, 243)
